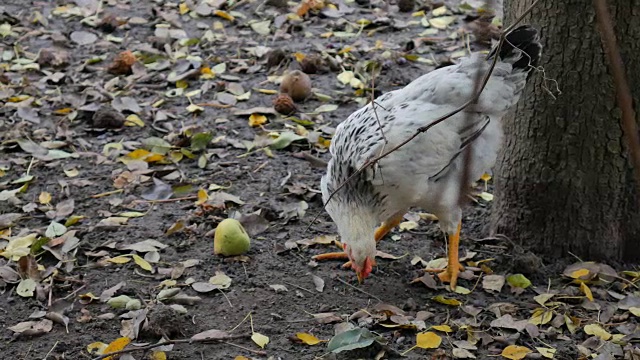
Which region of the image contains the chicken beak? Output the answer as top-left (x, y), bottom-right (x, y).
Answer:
top-left (356, 271), bottom-right (365, 284)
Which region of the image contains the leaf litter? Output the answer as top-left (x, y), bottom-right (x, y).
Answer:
top-left (0, 0), bottom-right (638, 359)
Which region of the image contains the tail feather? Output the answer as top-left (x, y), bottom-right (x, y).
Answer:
top-left (488, 25), bottom-right (542, 72)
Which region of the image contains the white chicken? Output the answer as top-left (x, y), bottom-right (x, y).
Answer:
top-left (315, 25), bottom-right (542, 290)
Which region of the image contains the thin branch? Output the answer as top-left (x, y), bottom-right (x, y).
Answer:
top-left (593, 0), bottom-right (640, 203)
top-left (336, 277), bottom-right (382, 302)
top-left (90, 334), bottom-right (252, 360)
top-left (322, 0), bottom-right (541, 210)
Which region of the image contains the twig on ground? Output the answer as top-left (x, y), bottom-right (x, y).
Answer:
top-left (593, 0), bottom-right (640, 204)
top-left (335, 277), bottom-right (382, 303)
top-left (283, 281), bottom-right (315, 294)
top-left (90, 334), bottom-right (251, 360)
top-left (322, 0), bottom-right (541, 210)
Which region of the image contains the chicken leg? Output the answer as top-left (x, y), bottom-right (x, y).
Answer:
top-left (426, 221), bottom-right (464, 290)
top-left (312, 213), bottom-right (405, 268)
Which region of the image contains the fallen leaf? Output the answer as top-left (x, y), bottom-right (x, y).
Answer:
top-left (536, 347), bottom-right (556, 359)
top-left (482, 274), bottom-right (505, 292)
top-left (583, 323), bottom-right (612, 340)
top-left (501, 345), bottom-right (531, 360)
top-left (327, 328), bottom-right (378, 353)
top-left (311, 274), bottom-right (324, 292)
top-left (296, 332), bottom-right (325, 345)
top-left (249, 113), bottom-right (267, 127)
top-left (252, 332), bottom-right (269, 348)
top-left (432, 295), bottom-right (461, 306)
top-left (506, 274), bottom-right (531, 289)
top-left (416, 331), bottom-right (442, 349)
top-left (580, 282), bottom-right (594, 301)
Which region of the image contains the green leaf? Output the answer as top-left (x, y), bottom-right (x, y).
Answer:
top-left (507, 274), bottom-right (532, 289)
top-left (327, 328), bottom-right (378, 353)
top-left (45, 221), bottom-right (67, 238)
top-left (190, 132), bottom-right (214, 152)
top-left (314, 104), bottom-right (339, 113)
top-left (250, 20), bottom-right (271, 35)
top-left (269, 131), bottom-right (306, 150)
top-left (142, 137), bottom-right (173, 155)
top-left (16, 278), bottom-right (36, 297)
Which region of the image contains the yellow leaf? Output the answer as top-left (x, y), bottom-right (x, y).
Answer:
top-left (127, 148), bottom-right (151, 159)
top-left (39, 191), bottom-right (52, 204)
top-left (294, 52), bottom-right (306, 62)
top-left (132, 254), bottom-right (152, 271)
top-left (150, 351), bottom-right (166, 360)
top-left (214, 10), bottom-right (235, 21)
top-left (86, 341), bottom-right (108, 354)
top-left (416, 331), bottom-right (441, 349)
top-left (580, 282), bottom-right (594, 301)
top-left (432, 295), bottom-right (461, 306)
top-left (529, 309), bottom-right (553, 325)
top-left (235, 357), bottom-right (250, 360)
top-left (629, 307), bottom-right (640, 317)
top-left (454, 286), bottom-right (471, 295)
top-left (176, 79), bottom-right (189, 89)
top-left (53, 107), bottom-right (74, 115)
top-left (65, 215), bottom-right (85, 227)
top-left (501, 345), bottom-right (532, 360)
top-left (103, 337), bottom-right (131, 359)
top-left (536, 347), bottom-right (556, 359)
top-left (257, 88), bottom-right (278, 94)
top-left (252, 332), bottom-right (269, 348)
top-left (249, 113), bottom-right (268, 127)
top-left (565, 314), bottom-right (579, 334)
top-left (107, 256), bottom-right (132, 264)
top-left (583, 323), bottom-right (611, 340)
top-left (431, 325), bottom-right (453, 333)
top-left (118, 211), bottom-right (146, 218)
top-left (570, 268), bottom-right (590, 278)
top-left (1, 233), bottom-right (37, 261)
top-left (196, 189), bottom-right (208, 205)
top-left (296, 332), bottom-right (324, 345)
top-left (411, 10), bottom-right (425, 16)
top-left (64, 168), bottom-right (79, 177)
top-left (125, 114), bottom-right (145, 127)
top-left (179, 2), bottom-right (189, 15)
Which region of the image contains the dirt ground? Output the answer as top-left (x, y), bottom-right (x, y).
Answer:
top-left (1, 0), bottom-right (638, 359)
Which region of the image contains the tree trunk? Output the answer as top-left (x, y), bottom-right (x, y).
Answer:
top-left (491, 0), bottom-right (640, 263)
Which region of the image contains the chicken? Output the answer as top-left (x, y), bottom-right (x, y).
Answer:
top-left (315, 25), bottom-right (542, 290)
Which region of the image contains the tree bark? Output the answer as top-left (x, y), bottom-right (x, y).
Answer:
top-left (491, 0), bottom-right (640, 262)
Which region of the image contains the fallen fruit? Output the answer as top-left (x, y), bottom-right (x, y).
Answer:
top-left (273, 93), bottom-right (297, 115)
top-left (214, 219), bottom-right (251, 256)
top-left (279, 70), bottom-right (312, 102)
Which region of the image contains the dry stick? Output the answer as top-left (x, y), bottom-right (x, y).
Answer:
top-left (321, 0), bottom-right (542, 211)
top-left (593, 0), bottom-right (640, 202)
top-left (90, 334), bottom-right (253, 360)
top-left (335, 277), bottom-right (382, 303)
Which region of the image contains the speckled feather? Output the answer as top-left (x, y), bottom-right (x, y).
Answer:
top-left (320, 26), bottom-right (542, 265)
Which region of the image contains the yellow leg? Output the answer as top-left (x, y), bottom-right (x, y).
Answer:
top-left (312, 213), bottom-right (405, 267)
top-left (426, 221), bottom-right (464, 290)
top-left (374, 212), bottom-right (405, 241)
